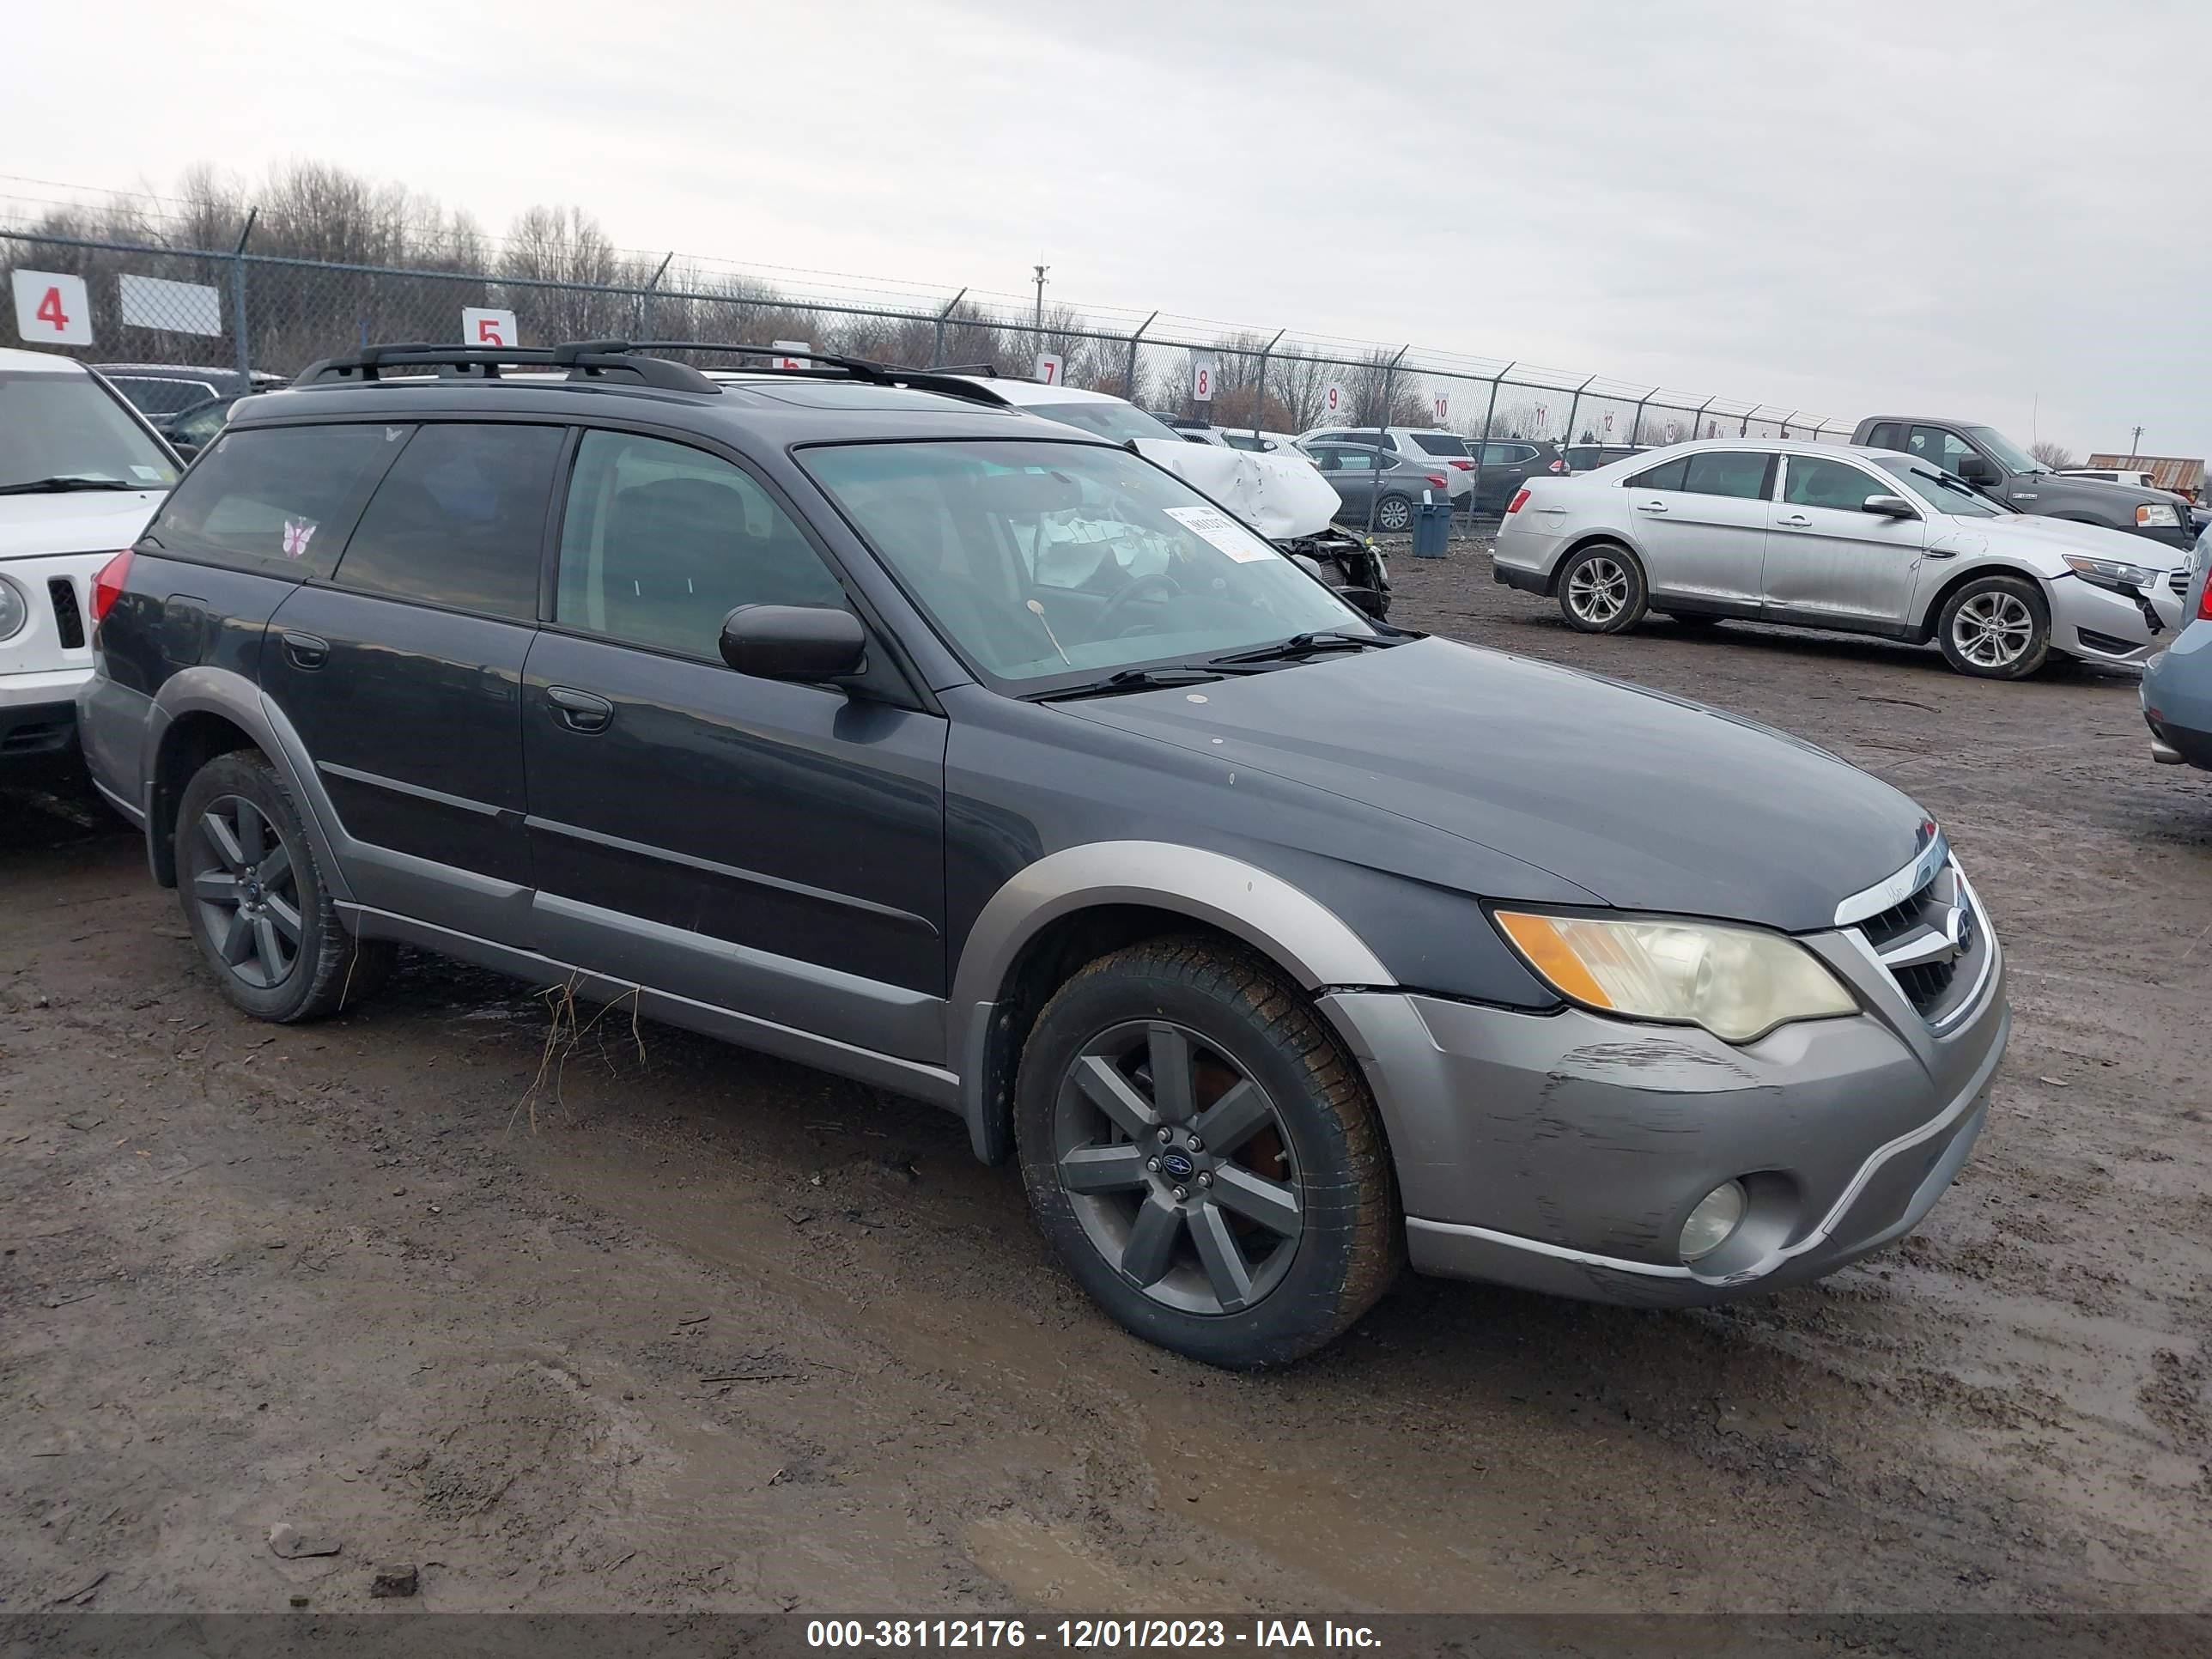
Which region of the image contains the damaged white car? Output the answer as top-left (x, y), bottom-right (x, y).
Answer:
top-left (947, 373), bottom-right (1390, 617)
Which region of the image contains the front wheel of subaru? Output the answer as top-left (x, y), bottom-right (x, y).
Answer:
top-left (1015, 938), bottom-right (1401, 1369)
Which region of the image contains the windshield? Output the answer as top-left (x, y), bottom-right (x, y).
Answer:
top-left (801, 440), bottom-right (1371, 687)
top-left (0, 369), bottom-right (179, 492)
top-left (1027, 398), bottom-right (1188, 447)
top-left (1961, 424), bottom-right (2046, 476)
top-left (1883, 458), bottom-right (2006, 519)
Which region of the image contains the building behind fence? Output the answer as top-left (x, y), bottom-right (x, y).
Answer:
top-left (3, 216), bottom-right (1851, 482)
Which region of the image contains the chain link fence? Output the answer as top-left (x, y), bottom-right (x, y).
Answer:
top-left (4, 222), bottom-right (1849, 531)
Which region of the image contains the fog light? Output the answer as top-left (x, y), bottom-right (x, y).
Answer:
top-left (1680, 1181), bottom-right (1747, 1261)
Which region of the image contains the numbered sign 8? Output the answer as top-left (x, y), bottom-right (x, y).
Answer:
top-left (1033, 353), bottom-right (1064, 386)
top-left (1191, 354), bottom-right (1215, 404)
top-left (462, 307), bottom-right (519, 349)
top-left (12, 270), bottom-right (94, 346)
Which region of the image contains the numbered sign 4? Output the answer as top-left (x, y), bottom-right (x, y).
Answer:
top-left (12, 270), bottom-right (94, 346)
top-left (462, 307), bottom-right (519, 349)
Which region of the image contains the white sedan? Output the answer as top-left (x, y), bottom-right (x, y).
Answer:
top-left (1491, 439), bottom-right (2191, 679)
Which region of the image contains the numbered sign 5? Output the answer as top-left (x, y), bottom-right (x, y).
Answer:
top-left (1323, 380), bottom-right (1346, 418)
top-left (462, 307), bottom-right (519, 349)
top-left (1033, 353), bottom-right (1064, 386)
top-left (772, 339), bottom-right (811, 371)
top-left (12, 270), bottom-right (94, 346)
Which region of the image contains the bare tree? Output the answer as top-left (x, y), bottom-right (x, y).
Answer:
top-left (2029, 440), bottom-right (2075, 469)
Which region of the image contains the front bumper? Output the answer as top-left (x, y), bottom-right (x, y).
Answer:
top-left (2, 667), bottom-right (92, 766)
top-left (2051, 572), bottom-right (2187, 663)
top-left (1320, 898), bottom-right (2008, 1307)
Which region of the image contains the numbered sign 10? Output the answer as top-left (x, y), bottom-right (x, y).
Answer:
top-left (1432, 393), bottom-right (1449, 425)
top-left (12, 270), bottom-right (94, 345)
top-left (1033, 353), bottom-right (1064, 386)
top-left (462, 307), bottom-right (520, 348)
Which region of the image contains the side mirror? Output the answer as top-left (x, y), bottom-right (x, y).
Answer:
top-left (1861, 494), bottom-right (1917, 519)
top-left (718, 604), bottom-right (867, 683)
top-left (1954, 453), bottom-right (1999, 484)
top-left (1334, 586), bottom-right (1390, 620)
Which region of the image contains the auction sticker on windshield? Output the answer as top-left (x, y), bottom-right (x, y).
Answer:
top-left (1164, 504), bottom-right (1273, 563)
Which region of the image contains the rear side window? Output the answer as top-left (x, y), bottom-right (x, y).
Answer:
top-left (1411, 433), bottom-right (1470, 458)
top-left (332, 423), bottom-right (564, 621)
top-left (1864, 422), bottom-right (1907, 450)
top-left (1681, 452), bottom-right (1773, 500)
top-left (112, 376), bottom-right (216, 416)
top-left (1627, 457), bottom-right (1689, 491)
top-left (1480, 443), bottom-right (1538, 465)
top-left (145, 424), bottom-right (404, 579)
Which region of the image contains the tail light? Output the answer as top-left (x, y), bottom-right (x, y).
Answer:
top-left (91, 550), bottom-right (132, 625)
top-left (1548, 459), bottom-right (1568, 472)
top-left (1424, 474), bottom-right (1449, 489)
top-left (1505, 489), bottom-right (1532, 514)
top-left (2200, 579), bottom-right (2212, 622)
top-left (1449, 459), bottom-right (1474, 469)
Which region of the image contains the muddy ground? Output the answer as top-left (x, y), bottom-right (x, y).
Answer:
top-left (3, 548), bottom-right (2209, 1617)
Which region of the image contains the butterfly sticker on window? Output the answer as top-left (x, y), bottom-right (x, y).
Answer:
top-left (282, 518), bottom-right (318, 558)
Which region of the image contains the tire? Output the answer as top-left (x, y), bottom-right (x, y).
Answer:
top-left (1015, 937), bottom-right (1401, 1369)
top-left (1372, 494), bottom-right (1413, 533)
top-left (1936, 573), bottom-right (2051, 679)
top-left (174, 750), bottom-right (393, 1022)
top-left (1662, 611), bottom-right (1723, 629)
top-left (1556, 542), bottom-right (1649, 634)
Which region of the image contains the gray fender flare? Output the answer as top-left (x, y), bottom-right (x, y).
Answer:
top-left (144, 666), bottom-right (353, 903)
top-left (946, 842), bottom-right (1395, 1162)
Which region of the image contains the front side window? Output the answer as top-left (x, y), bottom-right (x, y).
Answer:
top-left (1026, 399), bottom-right (1188, 447)
top-left (1783, 455), bottom-right (1890, 513)
top-left (0, 368), bottom-right (179, 493)
top-left (1961, 424), bottom-right (2045, 475)
top-left (554, 430), bottom-right (846, 659)
top-left (143, 423), bottom-right (399, 578)
top-left (1681, 451), bottom-right (1773, 500)
top-left (334, 423), bottom-right (564, 620)
top-left (802, 440), bottom-right (1370, 686)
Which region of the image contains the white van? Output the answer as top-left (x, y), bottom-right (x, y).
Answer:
top-left (1, 349), bottom-right (179, 772)
top-left (2059, 467), bottom-right (2158, 489)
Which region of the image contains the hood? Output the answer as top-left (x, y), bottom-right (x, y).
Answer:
top-left (1061, 637), bottom-right (1927, 933)
top-left (1131, 438), bottom-right (1339, 540)
top-left (0, 489), bottom-right (167, 562)
top-left (1935, 510), bottom-right (2192, 569)
top-left (2040, 472), bottom-right (2190, 509)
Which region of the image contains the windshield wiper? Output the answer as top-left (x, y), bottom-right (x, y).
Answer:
top-left (1027, 666), bottom-right (1229, 702)
top-left (1208, 629), bottom-right (1397, 666)
top-left (0, 476), bottom-right (147, 496)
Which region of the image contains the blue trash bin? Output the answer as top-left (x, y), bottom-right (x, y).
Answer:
top-left (1413, 501), bottom-right (1451, 559)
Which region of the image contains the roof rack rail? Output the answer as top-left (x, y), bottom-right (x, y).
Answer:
top-left (629, 343), bottom-right (1012, 407)
top-left (295, 341), bottom-right (718, 394)
top-left (926, 362), bottom-right (999, 377)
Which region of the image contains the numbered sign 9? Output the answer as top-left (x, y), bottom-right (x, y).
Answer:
top-left (1033, 353), bottom-right (1064, 386)
top-left (462, 307), bottom-right (519, 348)
top-left (12, 270), bottom-right (94, 345)
top-left (1432, 392), bottom-right (1449, 425)
top-left (772, 339), bottom-right (811, 371)
top-left (1191, 353), bottom-right (1215, 404)
top-left (1323, 380), bottom-right (1346, 419)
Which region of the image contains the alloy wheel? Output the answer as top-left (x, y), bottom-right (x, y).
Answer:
top-left (1567, 555), bottom-right (1631, 624)
top-left (189, 795), bottom-right (303, 990)
top-left (1053, 1020), bottom-right (1303, 1316)
top-left (1951, 591), bottom-right (2034, 669)
top-left (1376, 497), bottom-right (1411, 532)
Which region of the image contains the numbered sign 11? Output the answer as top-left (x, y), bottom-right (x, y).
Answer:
top-left (12, 270), bottom-right (94, 345)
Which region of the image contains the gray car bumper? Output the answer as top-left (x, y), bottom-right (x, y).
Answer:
top-left (2142, 623), bottom-right (2212, 769)
top-left (1320, 914), bottom-right (2007, 1307)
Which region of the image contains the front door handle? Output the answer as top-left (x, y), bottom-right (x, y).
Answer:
top-left (545, 686), bottom-right (614, 734)
top-left (1776, 514), bottom-right (1813, 528)
top-left (1633, 500), bottom-right (1668, 514)
top-left (280, 630), bottom-right (330, 671)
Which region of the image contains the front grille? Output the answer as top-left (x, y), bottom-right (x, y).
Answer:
top-left (47, 577), bottom-right (85, 649)
top-left (1859, 873), bottom-right (1957, 1016)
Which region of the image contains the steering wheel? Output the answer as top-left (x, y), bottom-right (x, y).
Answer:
top-left (1097, 571), bottom-right (1182, 635)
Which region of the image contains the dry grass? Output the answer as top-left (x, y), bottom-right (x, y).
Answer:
top-left (514, 975), bottom-right (647, 1134)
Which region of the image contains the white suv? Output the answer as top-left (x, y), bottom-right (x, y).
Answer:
top-left (1, 349), bottom-right (179, 772)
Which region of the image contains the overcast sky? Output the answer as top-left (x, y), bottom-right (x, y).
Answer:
top-left (11, 0), bottom-right (2209, 459)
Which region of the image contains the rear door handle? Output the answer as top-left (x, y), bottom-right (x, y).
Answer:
top-left (280, 630), bottom-right (329, 670)
top-left (1633, 500), bottom-right (1668, 514)
top-left (546, 686), bottom-right (614, 733)
top-left (1776, 514), bottom-right (1813, 528)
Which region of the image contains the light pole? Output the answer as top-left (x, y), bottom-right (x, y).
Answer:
top-left (1032, 264), bottom-right (1048, 333)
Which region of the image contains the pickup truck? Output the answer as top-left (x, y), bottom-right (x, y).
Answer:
top-left (1851, 416), bottom-right (2195, 550)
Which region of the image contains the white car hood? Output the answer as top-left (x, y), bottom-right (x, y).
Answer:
top-left (1130, 438), bottom-right (1340, 540)
top-left (1935, 511), bottom-right (2191, 629)
top-left (0, 490), bottom-right (167, 561)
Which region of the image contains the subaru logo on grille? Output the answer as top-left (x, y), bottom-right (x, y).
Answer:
top-left (1158, 1150), bottom-right (1196, 1182)
top-left (1952, 903), bottom-right (1974, 956)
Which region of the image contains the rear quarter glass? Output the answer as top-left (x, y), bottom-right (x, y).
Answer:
top-left (144, 422), bottom-right (410, 581)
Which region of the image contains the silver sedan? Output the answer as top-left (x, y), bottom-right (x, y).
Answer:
top-left (1490, 439), bottom-right (2191, 678)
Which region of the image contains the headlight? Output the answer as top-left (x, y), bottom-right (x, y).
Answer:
top-left (2136, 503), bottom-right (2180, 529)
top-left (2063, 552), bottom-right (2160, 589)
top-left (1494, 911), bottom-right (1857, 1043)
top-left (0, 576), bottom-right (27, 643)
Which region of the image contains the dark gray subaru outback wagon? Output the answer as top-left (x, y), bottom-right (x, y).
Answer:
top-left (76, 342), bottom-right (2009, 1369)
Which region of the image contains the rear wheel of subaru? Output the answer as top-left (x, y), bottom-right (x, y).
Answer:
top-left (1016, 938), bottom-right (1400, 1369)
top-left (1936, 574), bottom-right (2050, 679)
top-left (1372, 494), bottom-right (1413, 532)
top-left (1557, 542), bottom-right (1648, 633)
top-left (176, 752), bottom-right (392, 1023)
